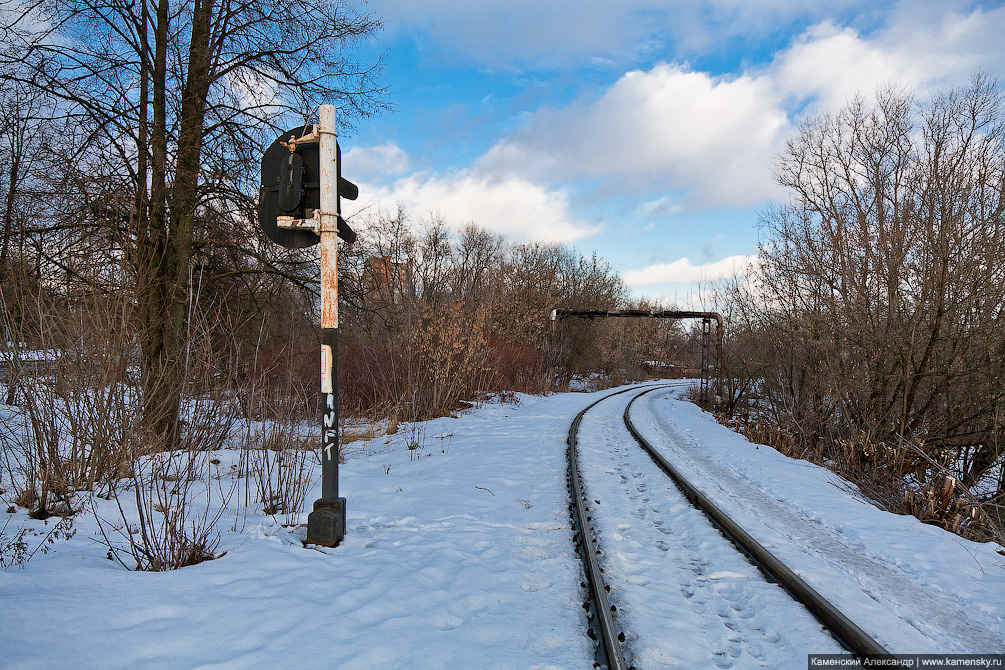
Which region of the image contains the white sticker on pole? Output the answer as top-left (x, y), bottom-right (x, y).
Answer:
top-left (321, 344), bottom-right (333, 394)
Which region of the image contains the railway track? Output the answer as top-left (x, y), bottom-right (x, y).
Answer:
top-left (567, 384), bottom-right (891, 669)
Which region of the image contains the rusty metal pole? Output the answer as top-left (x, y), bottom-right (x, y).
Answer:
top-left (307, 104), bottom-right (346, 547)
top-left (700, 317), bottom-right (711, 403)
top-left (715, 317), bottom-right (723, 405)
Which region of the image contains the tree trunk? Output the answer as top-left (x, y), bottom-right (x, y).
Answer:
top-left (138, 0), bottom-right (180, 447)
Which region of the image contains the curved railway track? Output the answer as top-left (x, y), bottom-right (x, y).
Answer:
top-left (567, 385), bottom-right (891, 669)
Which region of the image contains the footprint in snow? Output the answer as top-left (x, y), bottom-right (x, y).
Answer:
top-left (430, 613), bottom-right (464, 631)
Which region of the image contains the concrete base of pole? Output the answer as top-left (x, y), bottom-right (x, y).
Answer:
top-left (306, 497), bottom-right (346, 547)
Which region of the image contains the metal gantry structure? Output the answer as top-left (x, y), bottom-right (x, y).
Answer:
top-left (549, 308), bottom-right (724, 402)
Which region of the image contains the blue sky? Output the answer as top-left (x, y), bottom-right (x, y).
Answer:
top-left (340, 0), bottom-right (1005, 307)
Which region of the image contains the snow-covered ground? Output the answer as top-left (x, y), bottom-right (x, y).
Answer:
top-left (2, 383), bottom-right (1004, 669)
top-left (576, 382), bottom-right (844, 668)
top-left (578, 384), bottom-right (1005, 667)
top-left (631, 388), bottom-right (1005, 651)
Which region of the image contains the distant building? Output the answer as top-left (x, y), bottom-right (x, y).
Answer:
top-left (365, 256), bottom-right (414, 304)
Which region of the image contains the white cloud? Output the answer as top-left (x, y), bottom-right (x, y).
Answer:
top-left (342, 143), bottom-right (411, 183)
top-left (773, 5), bottom-right (1005, 112)
top-left (636, 196), bottom-right (682, 217)
top-left (773, 23), bottom-right (906, 111)
top-left (469, 5), bottom-right (1005, 214)
top-left (480, 63), bottom-right (790, 208)
top-left (345, 172), bottom-right (599, 244)
top-left (227, 72), bottom-right (284, 120)
top-left (644, 289), bottom-right (720, 312)
top-left (624, 254), bottom-right (756, 286)
top-left (880, 0), bottom-right (1005, 88)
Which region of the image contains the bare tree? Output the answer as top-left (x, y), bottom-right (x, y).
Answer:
top-left (1, 0), bottom-right (385, 444)
top-left (744, 75), bottom-right (1005, 498)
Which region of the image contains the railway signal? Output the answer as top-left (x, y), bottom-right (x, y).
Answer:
top-left (258, 105), bottom-right (357, 547)
top-left (259, 123), bottom-right (358, 248)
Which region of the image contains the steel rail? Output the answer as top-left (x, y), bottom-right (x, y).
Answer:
top-left (622, 386), bottom-right (892, 659)
top-left (567, 386), bottom-right (642, 670)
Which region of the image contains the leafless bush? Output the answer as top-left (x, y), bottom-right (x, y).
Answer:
top-left (762, 77), bottom-right (1004, 480)
top-left (0, 286), bottom-right (138, 516)
top-left (246, 420), bottom-right (317, 525)
top-left (392, 388), bottom-right (428, 461)
top-left (403, 301), bottom-right (492, 417)
top-left (0, 259), bottom-right (245, 570)
top-left (98, 444), bottom-right (228, 571)
top-left (1, 513), bottom-right (75, 569)
top-left (95, 322), bottom-right (241, 571)
top-left (337, 212), bottom-right (635, 419)
top-left (235, 309), bottom-right (320, 423)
